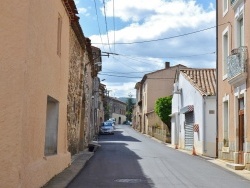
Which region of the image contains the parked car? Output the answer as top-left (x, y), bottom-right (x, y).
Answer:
top-left (106, 120), bottom-right (115, 129)
top-left (100, 121), bottom-right (114, 135)
top-left (123, 120), bottom-right (132, 126)
top-left (109, 118), bottom-right (116, 125)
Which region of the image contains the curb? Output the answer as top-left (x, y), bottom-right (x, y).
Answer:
top-left (43, 150), bottom-right (94, 188)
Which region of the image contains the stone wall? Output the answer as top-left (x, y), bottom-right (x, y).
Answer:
top-left (83, 38), bottom-right (94, 145)
top-left (105, 97), bottom-right (126, 120)
top-left (67, 27), bottom-right (84, 155)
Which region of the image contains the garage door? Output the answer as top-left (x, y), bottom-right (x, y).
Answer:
top-left (184, 112), bottom-right (194, 150)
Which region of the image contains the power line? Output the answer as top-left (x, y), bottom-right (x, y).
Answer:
top-left (112, 56), bottom-right (140, 72)
top-left (162, 51), bottom-right (216, 59)
top-left (92, 22), bottom-right (229, 45)
top-left (99, 73), bottom-right (175, 79)
top-left (93, 0), bottom-right (105, 50)
top-left (102, 0), bottom-right (111, 52)
top-left (101, 71), bottom-right (152, 74)
top-left (112, 0), bottom-right (116, 52)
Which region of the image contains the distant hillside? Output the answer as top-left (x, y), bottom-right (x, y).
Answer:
top-left (118, 97), bottom-right (136, 104)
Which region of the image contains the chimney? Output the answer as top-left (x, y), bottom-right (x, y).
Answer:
top-left (165, 62), bottom-right (170, 69)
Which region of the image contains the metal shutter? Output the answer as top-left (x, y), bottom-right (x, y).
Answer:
top-left (184, 112), bottom-right (194, 150)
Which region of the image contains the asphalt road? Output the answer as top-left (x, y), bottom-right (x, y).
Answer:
top-left (67, 125), bottom-right (250, 188)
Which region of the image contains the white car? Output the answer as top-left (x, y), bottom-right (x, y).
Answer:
top-left (106, 120), bottom-right (115, 129)
top-left (100, 121), bottom-right (114, 135)
top-left (109, 118), bottom-right (116, 125)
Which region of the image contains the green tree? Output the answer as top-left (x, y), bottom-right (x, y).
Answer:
top-left (154, 96), bottom-right (172, 131)
top-left (126, 93), bottom-right (134, 121)
top-left (104, 103), bottom-right (110, 121)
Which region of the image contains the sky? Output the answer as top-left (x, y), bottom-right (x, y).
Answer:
top-left (75, 0), bottom-right (216, 98)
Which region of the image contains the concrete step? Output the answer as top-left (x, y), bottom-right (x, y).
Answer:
top-left (226, 163), bottom-right (245, 170)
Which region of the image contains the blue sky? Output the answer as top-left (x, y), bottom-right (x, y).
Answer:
top-left (75, 0), bottom-right (216, 98)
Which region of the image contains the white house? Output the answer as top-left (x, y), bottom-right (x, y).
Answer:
top-left (171, 69), bottom-right (217, 157)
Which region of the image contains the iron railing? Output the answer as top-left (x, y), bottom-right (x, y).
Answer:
top-left (227, 46), bottom-right (248, 80)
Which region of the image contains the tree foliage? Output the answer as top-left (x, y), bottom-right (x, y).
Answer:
top-left (126, 93), bottom-right (135, 121)
top-left (154, 96), bottom-right (172, 130)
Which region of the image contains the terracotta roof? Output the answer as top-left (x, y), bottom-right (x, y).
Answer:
top-left (62, 0), bottom-right (79, 21)
top-left (141, 64), bottom-right (187, 83)
top-left (180, 69), bottom-right (216, 96)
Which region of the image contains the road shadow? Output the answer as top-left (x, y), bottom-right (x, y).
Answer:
top-left (67, 142), bottom-right (154, 188)
top-left (99, 130), bottom-right (141, 142)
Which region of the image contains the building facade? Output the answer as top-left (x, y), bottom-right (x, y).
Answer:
top-left (217, 0), bottom-right (250, 169)
top-left (0, 0), bottom-right (73, 187)
top-left (105, 97), bottom-right (127, 124)
top-left (134, 82), bottom-right (143, 131)
top-left (67, 15), bottom-right (86, 156)
top-left (134, 63), bottom-right (186, 135)
top-left (171, 69), bottom-right (217, 157)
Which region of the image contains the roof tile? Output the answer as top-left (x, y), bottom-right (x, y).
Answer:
top-left (180, 69), bottom-right (216, 96)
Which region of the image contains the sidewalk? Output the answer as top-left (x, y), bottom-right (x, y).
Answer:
top-left (42, 149), bottom-right (94, 188)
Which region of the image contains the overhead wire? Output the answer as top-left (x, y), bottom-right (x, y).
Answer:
top-left (100, 51), bottom-right (216, 70)
top-left (112, 0), bottom-right (116, 52)
top-left (92, 22), bottom-right (229, 45)
top-left (102, 0), bottom-right (112, 52)
top-left (93, 0), bottom-right (105, 50)
top-left (118, 51), bottom-right (216, 60)
top-left (99, 73), bottom-right (175, 79)
top-left (112, 56), bottom-right (142, 72)
top-left (101, 71), bottom-right (152, 74)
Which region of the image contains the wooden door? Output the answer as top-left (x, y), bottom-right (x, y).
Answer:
top-left (238, 109), bottom-right (244, 164)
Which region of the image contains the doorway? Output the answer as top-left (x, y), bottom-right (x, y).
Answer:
top-left (238, 98), bottom-right (244, 164)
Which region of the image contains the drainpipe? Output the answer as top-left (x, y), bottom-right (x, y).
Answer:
top-left (216, 0), bottom-right (219, 158)
top-left (203, 96), bottom-right (207, 154)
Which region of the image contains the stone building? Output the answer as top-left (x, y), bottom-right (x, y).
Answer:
top-left (97, 83), bottom-right (106, 127)
top-left (105, 97), bottom-right (127, 124)
top-left (83, 39), bottom-right (102, 142)
top-left (67, 12), bottom-right (86, 155)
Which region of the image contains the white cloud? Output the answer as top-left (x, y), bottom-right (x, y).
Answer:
top-left (77, 8), bottom-right (87, 14)
top-left (89, 0), bottom-right (216, 97)
top-left (106, 82), bottom-right (137, 98)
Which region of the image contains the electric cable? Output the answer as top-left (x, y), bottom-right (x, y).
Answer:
top-left (93, 0), bottom-right (105, 50)
top-left (102, 0), bottom-right (112, 52)
top-left (92, 22), bottom-right (229, 45)
top-left (99, 73), bottom-right (175, 79)
top-left (113, 0), bottom-right (116, 52)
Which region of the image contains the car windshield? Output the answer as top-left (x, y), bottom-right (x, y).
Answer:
top-left (103, 122), bottom-right (112, 126)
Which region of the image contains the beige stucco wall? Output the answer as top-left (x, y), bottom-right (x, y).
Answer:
top-left (0, 1), bottom-right (71, 187)
top-left (141, 65), bottom-right (186, 135)
top-left (218, 0), bottom-right (250, 167)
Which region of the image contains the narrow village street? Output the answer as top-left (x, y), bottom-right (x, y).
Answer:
top-left (67, 125), bottom-right (250, 188)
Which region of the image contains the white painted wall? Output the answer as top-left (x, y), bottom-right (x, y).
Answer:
top-left (204, 96), bottom-right (217, 157)
top-left (171, 74), bottom-right (216, 157)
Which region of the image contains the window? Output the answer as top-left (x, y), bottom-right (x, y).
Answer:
top-left (235, 2), bottom-right (244, 47)
top-left (222, 27), bottom-right (229, 78)
top-left (57, 14), bottom-right (62, 56)
top-left (223, 0), bottom-right (228, 16)
top-left (237, 18), bottom-right (244, 47)
top-left (44, 96), bottom-right (59, 156)
top-left (223, 100), bottom-right (229, 147)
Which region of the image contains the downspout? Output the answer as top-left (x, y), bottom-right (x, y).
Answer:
top-left (216, 0), bottom-right (219, 158)
top-left (203, 96), bottom-right (207, 154)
